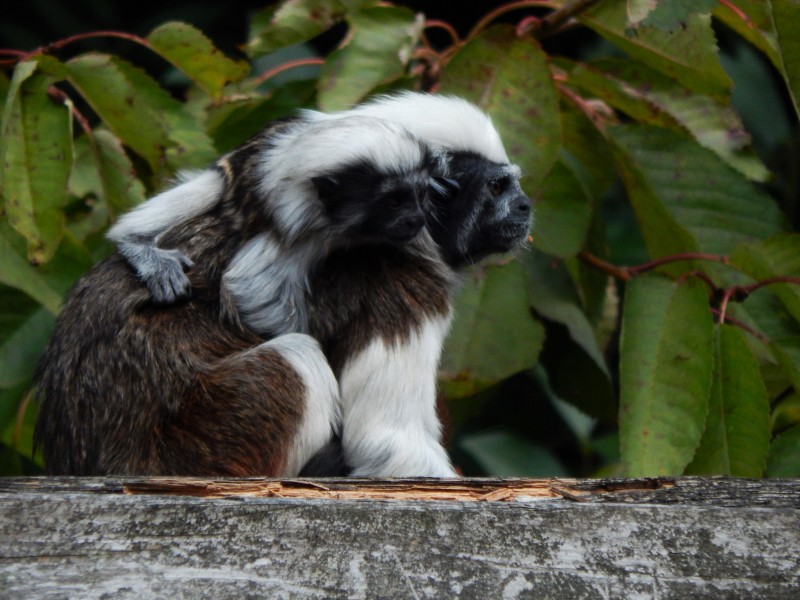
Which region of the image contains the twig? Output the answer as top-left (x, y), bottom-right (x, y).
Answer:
top-left (521, 0), bottom-right (604, 37)
top-left (250, 57), bottom-right (324, 87)
top-left (718, 0), bottom-right (755, 29)
top-left (423, 19), bottom-right (461, 45)
top-left (467, 0), bottom-right (555, 40)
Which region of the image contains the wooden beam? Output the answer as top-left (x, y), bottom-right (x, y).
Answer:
top-left (1, 477), bottom-right (798, 598)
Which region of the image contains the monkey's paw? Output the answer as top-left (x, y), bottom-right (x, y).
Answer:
top-left (144, 248), bottom-right (194, 304)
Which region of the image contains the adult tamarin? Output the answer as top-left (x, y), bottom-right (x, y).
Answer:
top-left (93, 93), bottom-right (532, 478)
top-left (34, 115), bottom-right (437, 476)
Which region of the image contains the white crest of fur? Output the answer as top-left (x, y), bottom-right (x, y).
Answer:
top-left (263, 333), bottom-right (341, 477)
top-left (107, 169), bottom-right (223, 242)
top-left (335, 91), bottom-right (509, 165)
top-left (256, 115), bottom-right (426, 244)
top-left (338, 315), bottom-right (456, 477)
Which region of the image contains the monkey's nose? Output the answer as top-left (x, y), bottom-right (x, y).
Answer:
top-left (514, 195), bottom-right (532, 217)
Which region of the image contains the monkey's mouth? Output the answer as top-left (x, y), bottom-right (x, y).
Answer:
top-left (490, 220), bottom-right (531, 250)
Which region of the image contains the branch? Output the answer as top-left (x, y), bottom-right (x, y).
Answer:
top-left (521, 0), bottom-right (604, 38)
top-left (579, 251), bottom-right (730, 281)
top-left (467, 0), bottom-right (556, 40)
top-left (249, 57), bottom-right (324, 87)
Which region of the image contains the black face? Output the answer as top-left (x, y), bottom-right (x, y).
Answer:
top-left (313, 161), bottom-right (428, 245)
top-left (425, 152), bottom-right (532, 267)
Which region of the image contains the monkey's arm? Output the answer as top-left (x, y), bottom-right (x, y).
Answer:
top-left (107, 169), bottom-right (224, 303)
top-left (338, 315), bottom-right (457, 477)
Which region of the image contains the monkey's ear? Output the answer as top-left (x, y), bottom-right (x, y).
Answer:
top-left (312, 175), bottom-right (340, 203)
top-left (429, 176), bottom-right (460, 198)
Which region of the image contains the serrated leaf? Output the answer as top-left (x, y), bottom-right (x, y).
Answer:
top-left (638, 0), bottom-right (717, 32)
top-left (317, 5), bottom-right (421, 111)
top-left (1, 59), bottom-right (72, 264)
top-left (563, 59), bottom-right (768, 181)
top-left (769, 0), bottom-right (800, 120)
top-left (766, 425), bottom-right (800, 477)
top-left (686, 324), bottom-right (770, 477)
top-left (580, 0), bottom-right (731, 98)
top-left (66, 53), bottom-right (215, 172)
top-left (627, 0), bottom-right (658, 25)
top-left (609, 125), bottom-right (787, 263)
top-left (0, 287), bottom-right (55, 389)
top-left (247, 0), bottom-right (368, 58)
top-left (560, 102), bottom-right (617, 197)
top-left (619, 273), bottom-right (714, 476)
top-left (148, 22), bottom-right (249, 100)
top-left (731, 233), bottom-right (800, 323)
top-left (439, 25), bottom-right (561, 191)
top-left (530, 159), bottom-right (592, 258)
top-left (441, 261), bottom-right (544, 399)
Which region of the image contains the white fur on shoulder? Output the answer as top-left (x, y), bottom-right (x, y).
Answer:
top-left (339, 315), bottom-right (456, 477)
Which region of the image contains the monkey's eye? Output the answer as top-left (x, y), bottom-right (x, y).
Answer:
top-left (488, 178), bottom-right (507, 197)
top-left (386, 194), bottom-right (406, 209)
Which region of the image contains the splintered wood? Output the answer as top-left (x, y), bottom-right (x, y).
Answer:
top-left (122, 477), bottom-right (674, 502)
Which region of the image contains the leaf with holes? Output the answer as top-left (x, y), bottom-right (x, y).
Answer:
top-left (686, 324), bottom-right (770, 477)
top-left (440, 260), bottom-right (544, 399)
top-left (148, 22), bottom-right (249, 100)
top-left (439, 25), bottom-right (561, 192)
top-left (580, 0), bottom-right (731, 98)
top-left (562, 59), bottom-right (768, 181)
top-left (619, 273), bottom-right (714, 476)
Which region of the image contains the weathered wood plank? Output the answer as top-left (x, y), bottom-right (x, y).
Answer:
top-left (1, 477), bottom-right (798, 599)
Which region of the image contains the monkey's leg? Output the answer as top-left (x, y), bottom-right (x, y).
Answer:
top-left (337, 316), bottom-right (457, 478)
top-left (167, 333), bottom-right (340, 476)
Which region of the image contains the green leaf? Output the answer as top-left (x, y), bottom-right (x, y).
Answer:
top-left (714, 1), bottom-right (781, 72)
top-left (530, 159), bottom-right (592, 258)
top-left (148, 22), bottom-right (249, 100)
top-left (627, 0), bottom-right (658, 26)
top-left (66, 53), bottom-right (215, 172)
top-left (769, 0), bottom-right (800, 120)
top-left (1, 58), bottom-right (73, 264)
top-left (458, 428), bottom-right (567, 477)
top-left (687, 325), bottom-right (770, 477)
top-left (619, 273), bottom-right (714, 476)
top-left (317, 5), bottom-right (421, 111)
top-left (0, 223), bottom-right (63, 314)
top-left (638, 0), bottom-right (717, 32)
top-left (580, 0), bottom-right (731, 98)
top-left (609, 125), bottom-right (787, 261)
top-left (562, 59), bottom-right (768, 181)
top-left (559, 102), bottom-right (617, 197)
top-left (729, 288), bottom-right (800, 394)
top-left (0, 287), bottom-right (55, 389)
top-left (92, 130), bottom-right (148, 216)
top-left (439, 25), bottom-right (562, 191)
top-left (766, 425), bottom-right (800, 477)
top-left (731, 233), bottom-right (800, 323)
top-left (440, 260), bottom-right (544, 399)
top-left (247, 0), bottom-right (368, 58)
